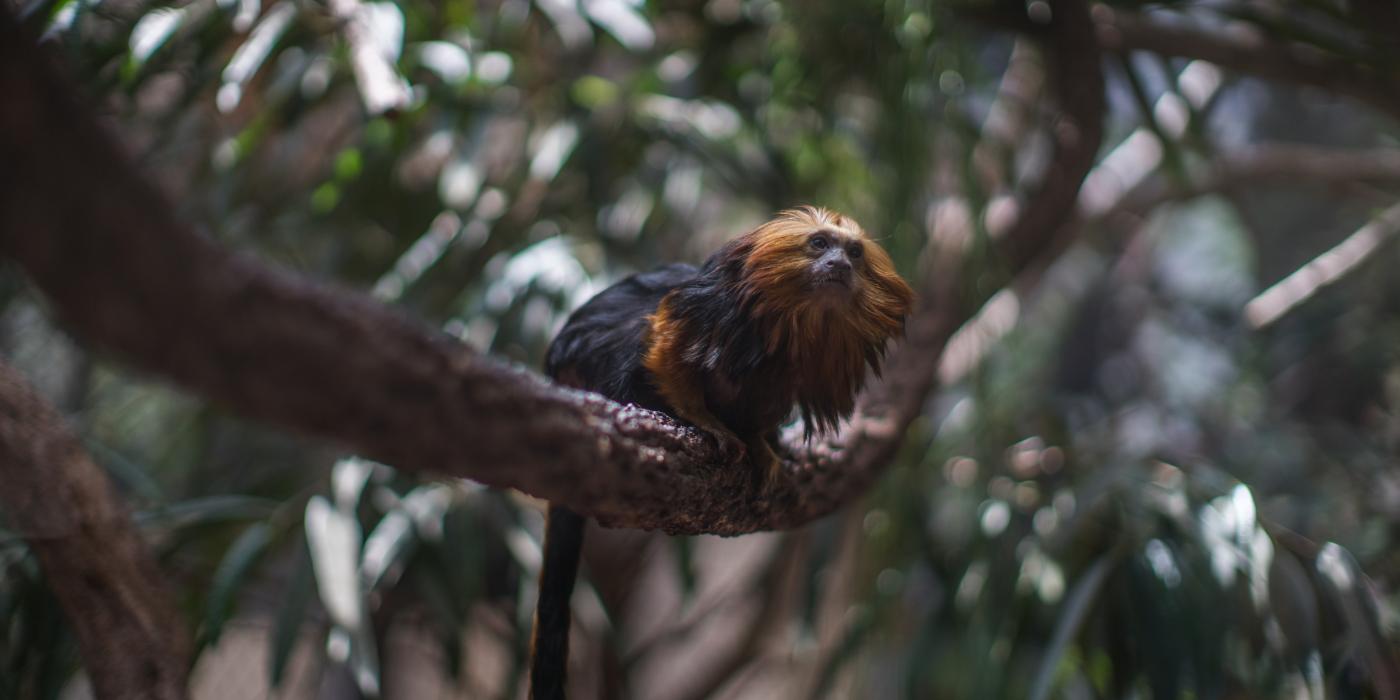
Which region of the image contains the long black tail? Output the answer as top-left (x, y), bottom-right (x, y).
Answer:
top-left (529, 504), bottom-right (586, 700)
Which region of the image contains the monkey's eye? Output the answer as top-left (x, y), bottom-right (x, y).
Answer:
top-left (848, 243), bottom-right (864, 259)
top-left (809, 235), bottom-right (830, 251)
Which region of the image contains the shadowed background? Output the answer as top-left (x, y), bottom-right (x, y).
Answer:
top-left (1, 0), bottom-right (1399, 698)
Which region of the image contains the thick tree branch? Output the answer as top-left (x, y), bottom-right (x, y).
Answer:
top-left (0, 359), bottom-right (190, 700)
top-left (1094, 6), bottom-right (1400, 123)
top-left (0, 3), bottom-right (1101, 536)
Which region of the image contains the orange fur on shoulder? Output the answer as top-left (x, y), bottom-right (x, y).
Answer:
top-left (644, 302), bottom-right (730, 437)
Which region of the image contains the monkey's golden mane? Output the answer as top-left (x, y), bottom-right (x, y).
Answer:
top-left (645, 206), bottom-right (914, 439)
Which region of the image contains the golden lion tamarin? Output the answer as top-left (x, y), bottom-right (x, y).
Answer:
top-left (531, 206), bottom-right (914, 698)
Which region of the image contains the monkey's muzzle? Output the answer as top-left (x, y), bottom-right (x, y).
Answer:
top-left (814, 257), bottom-right (854, 290)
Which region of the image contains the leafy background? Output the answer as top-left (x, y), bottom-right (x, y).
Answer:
top-left (2, 0), bottom-right (1400, 697)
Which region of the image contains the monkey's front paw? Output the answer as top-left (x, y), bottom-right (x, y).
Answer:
top-left (706, 429), bottom-right (746, 464)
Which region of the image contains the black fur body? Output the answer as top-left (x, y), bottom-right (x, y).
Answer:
top-left (544, 263), bottom-right (692, 406)
top-left (545, 252), bottom-right (798, 442)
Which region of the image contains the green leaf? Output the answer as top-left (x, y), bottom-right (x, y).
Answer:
top-left (205, 522), bottom-right (273, 645)
top-left (135, 495), bottom-right (278, 529)
top-left (270, 540), bottom-right (315, 688)
top-left (1029, 552), bottom-right (1116, 700)
top-left (83, 438), bottom-right (163, 502)
top-left (304, 495), bottom-right (364, 630)
top-left (360, 510), bottom-right (416, 592)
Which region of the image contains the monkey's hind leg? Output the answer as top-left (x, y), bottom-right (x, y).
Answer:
top-left (649, 364), bottom-right (747, 463)
top-left (745, 433), bottom-right (784, 490)
top-left (695, 417), bottom-right (746, 465)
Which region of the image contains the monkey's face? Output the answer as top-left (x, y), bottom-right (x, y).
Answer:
top-left (742, 208), bottom-right (877, 311)
top-left (804, 228), bottom-right (865, 305)
top-left (740, 206), bottom-right (912, 329)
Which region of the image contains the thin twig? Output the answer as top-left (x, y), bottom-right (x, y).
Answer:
top-left (1245, 201), bottom-right (1400, 328)
top-left (947, 145), bottom-right (1400, 382)
top-left (1096, 6), bottom-right (1400, 123)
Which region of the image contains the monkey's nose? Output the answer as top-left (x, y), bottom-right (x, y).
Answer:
top-left (824, 258), bottom-right (852, 274)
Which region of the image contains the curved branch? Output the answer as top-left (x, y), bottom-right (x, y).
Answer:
top-left (944, 145), bottom-right (1400, 381)
top-left (0, 4), bottom-right (1101, 536)
top-left (1084, 144), bottom-right (1400, 252)
top-left (834, 0), bottom-right (1106, 492)
top-left (1095, 7), bottom-right (1400, 123)
top-left (0, 359), bottom-right (190, 700)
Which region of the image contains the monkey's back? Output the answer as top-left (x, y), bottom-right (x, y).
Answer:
top-left (545, 263), bottom-right (698, 407)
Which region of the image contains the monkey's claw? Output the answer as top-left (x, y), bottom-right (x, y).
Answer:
top-left (748, 439), bottom-right (783, 490)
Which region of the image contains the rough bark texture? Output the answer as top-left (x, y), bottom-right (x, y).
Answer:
top-left (0, 359), bottom-right (191, 700)
top-left (0, 1), bottom-right (1104, 537)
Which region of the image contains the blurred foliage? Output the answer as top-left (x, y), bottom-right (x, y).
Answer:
top-left (3, 0), bottom-right (1400, 697)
